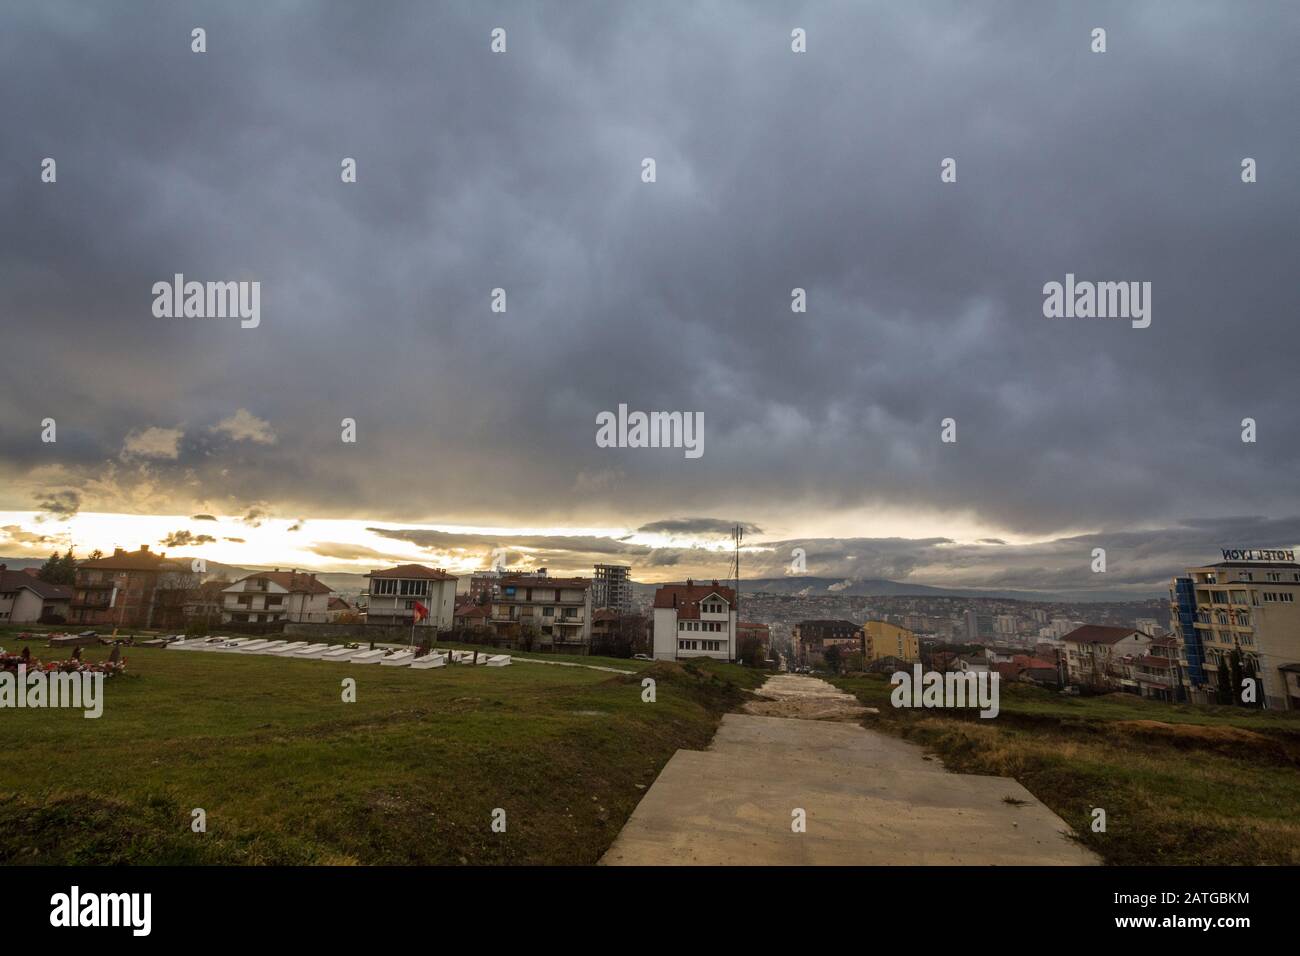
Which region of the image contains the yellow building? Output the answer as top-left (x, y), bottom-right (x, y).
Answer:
top-left (862, 620), bottom-right (919, 662)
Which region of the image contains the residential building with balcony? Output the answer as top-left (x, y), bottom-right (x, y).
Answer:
top-left (70, 546), bottom-right (196, 629)
top-left (487, 572), bottom-right (592, 650)
top-left (793, 618), bottom-right (858, 667)
top-left (862, 620), bottom-right (920, 662)
top-left (468, 571), bottom-right (503, 603)
top-left (653, 580), bottom-right (738, 662)
top-left (1061, 625), bottom-right (1151, 692)
top-left (1132, 635), bottom-right (1184, 702)
top-left (222, 570), bottom-right (334, 624)
top-left (1173, 557), bottom-right (1300, 710)
top-left (365, 565), bottom-right (458, 629)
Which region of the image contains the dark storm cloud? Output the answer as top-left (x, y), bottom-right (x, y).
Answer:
top-left (369, 526), bottom-right (652, 559)
top-left (160, 529), bottom-right (216, 547)
top-left (309, 541), bottom-right (408, 562)
top-left (1, 1), bottom-right (1297, 545)
top-left (636, 518), bottom-right (763, 538)
top-left (35, 490), bottom-right (81, 519)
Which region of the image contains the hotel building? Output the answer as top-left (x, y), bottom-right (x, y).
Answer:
top-left (1169, 552), bottom-right (1300, 710)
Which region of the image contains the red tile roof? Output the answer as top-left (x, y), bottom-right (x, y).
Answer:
top-left (77, 547), bottom-right (184, 572)
top-left (367, 564), bottom-right (458, 581)
top-left (231, 571), bottom-right (334, 595)
top-left (653, 582), bottom-right (737, 619)
top-left (454, 603), bottom-right (490, 618)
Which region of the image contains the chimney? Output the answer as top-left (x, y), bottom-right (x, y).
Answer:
top-left (140, 545), bottom-right (149, 552)
top-left (114, 548), bottom-right (125, 557)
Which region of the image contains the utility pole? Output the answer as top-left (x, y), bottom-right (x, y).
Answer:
top-left (730, 524), bottom-right (743, 662)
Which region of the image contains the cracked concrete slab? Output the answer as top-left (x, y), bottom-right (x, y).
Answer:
top-left (602, 675), bottom-right (1098, 866)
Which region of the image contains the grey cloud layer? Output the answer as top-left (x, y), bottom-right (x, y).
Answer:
top-left (2, 1), bottom-right (1297, 542)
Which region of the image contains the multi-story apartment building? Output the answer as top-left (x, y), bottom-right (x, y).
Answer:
top-left (964, 609), bottom-right (993, 641)
top-left (653, 580), bottom-right (738, 662)
top-left (736, 621), bottom-right (771, 660)
top-left (793, 619), bottom-right (859, 667)
top-left (862, 620), bottom-right (919, 662)
top-left (365, 564), bottom-right (458, 629)
top-left (222, 570), bottom-right (334, 624)
top-left (468, 571), bottom-right (503, 603)
top-left (1133, 635), bottom-right (1184, 702)
top-left (1170, 554), bottom-right (1300, 710)
top-left (1061, 625), bottom-right (1151, 691)
top-left (592, 563), bottom-right (633, 613)
top-left (70, 546), bottom-right (196, 629)
top-left (488, 572), bottom-right (592, 650)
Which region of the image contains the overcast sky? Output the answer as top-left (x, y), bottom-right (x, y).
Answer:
top-left (1, 1), bottom-right (1296, 593)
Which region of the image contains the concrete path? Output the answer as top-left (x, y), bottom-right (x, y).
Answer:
top-left (601, 674), bottom-right (1098, 865)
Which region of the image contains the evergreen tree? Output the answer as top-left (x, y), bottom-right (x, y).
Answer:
top-left (37, 548), bottom-right (78, 585)
top-left (1216, 657), bottom-right (1233, 705)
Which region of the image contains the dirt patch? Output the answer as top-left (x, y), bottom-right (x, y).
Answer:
top-left (742, 674), bottom-right (878, 722)
top-left (1113, 719), bottom-right (1298, 764)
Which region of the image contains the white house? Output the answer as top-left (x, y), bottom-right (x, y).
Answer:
top-left (652, 580), bottom-right (738, 662)
top-left (1062, 625), bottom-right (1151, 690)
top-left (364, 564), bottom-right (458, 629)
top-left (0, 566), bottom-right (72, 623)
top-left (221, 570), bottom-right (334, 624)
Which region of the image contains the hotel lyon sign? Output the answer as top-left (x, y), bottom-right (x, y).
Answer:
top-left (1221, 548), bottom-right (1296, 562)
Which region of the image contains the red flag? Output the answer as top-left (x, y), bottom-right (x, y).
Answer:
top-left (412, 601), bottom-right (429, 623)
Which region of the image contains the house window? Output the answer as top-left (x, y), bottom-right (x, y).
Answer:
top-left (399, 579), bottom-right (428, 597)
top-left (373, 579), bottom-right (398, 596)
top-left (543, 607), bottom-right (555, 617)
top-left (267, 596), bottom-right (283, 606)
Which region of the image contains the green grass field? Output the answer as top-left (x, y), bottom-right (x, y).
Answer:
top-left (0, 639), bottom-right (760, 865)
top-left (831, 673), bottom-right (1300, 865)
